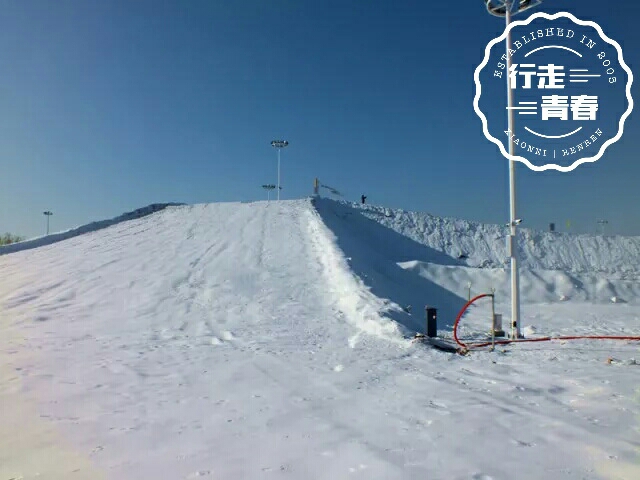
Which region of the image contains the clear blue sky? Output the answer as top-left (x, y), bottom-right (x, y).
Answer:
top-left (1, 0), bottom-right (639, 238)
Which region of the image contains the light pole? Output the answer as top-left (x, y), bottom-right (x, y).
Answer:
top-left (262, 184), bottom-right (276, 201)
top-left (597, 219), bottom-right (608, 236)
top-left (485, 0), bottom-right (541, 339)
top-left (271, 140), bottom-right (289, 201)
top-left (43, 211), bottom-right (53, 235)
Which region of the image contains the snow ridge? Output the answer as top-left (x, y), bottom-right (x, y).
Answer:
top-left (322, 198), bottom-right (640, 277)
top-left (0, 203), bottom-right (185, 256)
top-left (305, 200), bottom-right (406, 343)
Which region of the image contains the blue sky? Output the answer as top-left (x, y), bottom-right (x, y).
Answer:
top-left (1, 0), bottom-right (639, 238)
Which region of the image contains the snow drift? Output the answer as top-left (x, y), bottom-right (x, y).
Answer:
top-left (1, 197), bottom-right (640, 480)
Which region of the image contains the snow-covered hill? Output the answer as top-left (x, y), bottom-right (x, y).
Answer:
top-left (0, 203), bottom-right (185, 255)
top-left (321, 198), bottom-right (640, 277)
top-left (315, 197), bottom-right (640, 325)
top-left (1, 198), bottom-right (639, 480)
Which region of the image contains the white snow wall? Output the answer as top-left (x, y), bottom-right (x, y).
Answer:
top-left (316, 198), bottom-right (640, 279)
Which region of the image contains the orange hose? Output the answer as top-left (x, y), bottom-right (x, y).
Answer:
top-left (452, 294), bottom-right (640, 352)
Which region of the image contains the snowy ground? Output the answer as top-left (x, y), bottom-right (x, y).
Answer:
top-left (1, 198), bottom-right (639, 479)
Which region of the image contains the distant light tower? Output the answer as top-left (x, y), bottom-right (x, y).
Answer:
top-left (484, 0), bottom-right (541, 340)
top-left (43, 211), bottom-right (53, 235)
top-left (262, 184), bottom-right (276, 201)
top-left (271, 140), bottom-right (289, 201)
top-left (597, 219), bottom-right (608, 236)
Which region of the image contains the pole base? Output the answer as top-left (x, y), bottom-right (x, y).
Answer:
top-left (491, 329), bottom-right (506, 338)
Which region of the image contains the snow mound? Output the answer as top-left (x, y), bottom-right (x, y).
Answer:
top-left (2, 197), bottom-right (640, 479)
top-left (0, 203), bottom-right (185, 256)
top-left (323, 198), bottom-right (640, 277)
top-left (312, 197), bottom-right (640, 333)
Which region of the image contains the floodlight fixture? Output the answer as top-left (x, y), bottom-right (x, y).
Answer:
top-left (262, 184), bottom-right (276, 201)
top-left (271, 140), bottom-right (289, 201)
top-left (485, 0), bottom-right (541, 16)
top-left (43, 210), bottom-right (53, 235)
top-left (597, 219), bottom-right (609, 235)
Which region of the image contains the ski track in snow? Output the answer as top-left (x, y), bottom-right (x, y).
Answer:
top-left (1, 198), bottom-right (639, 480)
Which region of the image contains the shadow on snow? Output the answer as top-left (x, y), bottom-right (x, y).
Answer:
top-left (313, 197), bottom-right (467, 333)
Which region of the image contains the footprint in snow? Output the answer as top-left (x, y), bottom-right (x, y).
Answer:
top-left (187, 471), bottom-right (211, 478)
top-left (427, 400), bottom-right (450, 415)
top-left (348, 464), bottom-right (367, 473)
top-left (221, 331), bottom-right (235, 341)
top-left (511, 438), bottom-right (535, 447)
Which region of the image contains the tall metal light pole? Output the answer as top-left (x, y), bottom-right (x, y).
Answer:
top-left (43, 211), bottom-right (53, 235)
top-left (262, 184), bottom-right (276, 201)
top-left (597, 219), bottom-right (608, 236)
top-left (485, 0), bottom-right (541, 339)
top-left (271, 140), bottom-right (289, 201)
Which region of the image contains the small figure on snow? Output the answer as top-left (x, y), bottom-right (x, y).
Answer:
top-left (361, 194), bottom-right (367, 204)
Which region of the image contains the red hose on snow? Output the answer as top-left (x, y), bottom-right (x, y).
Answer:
top-left (452, 293), bottom-right (492, 350)
top-left (452, 294), bottom-right (640, 352)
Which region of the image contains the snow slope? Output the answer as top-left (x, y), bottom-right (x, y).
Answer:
top-left (322, 198), bottom-right (640, 277)
top-left (1, 198), bottom-right (640, 480)
top-left (314, 197), bottom-right (640, 340)
top-left (0, 202), bottom-right (185, 256)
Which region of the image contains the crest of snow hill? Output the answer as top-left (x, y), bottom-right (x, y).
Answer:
top-left (3, 197), bottom-right (639, 307)
top-left (0, 203), bottom-right (185, 255)
top-left (318, 198), bottom-right (640, 275)
top-left (312, 197), bottom-right (640, 309)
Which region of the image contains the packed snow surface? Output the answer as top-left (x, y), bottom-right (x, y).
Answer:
top-left (1, 198), bottom-right (640, 480)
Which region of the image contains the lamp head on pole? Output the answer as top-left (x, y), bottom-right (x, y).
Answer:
top-left (271, 140), bottom-right (289, 148)
top-left (43, 211), bottom-right (53, 216)
top-left (484, 0), bottom-right (541, 17)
